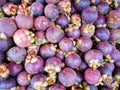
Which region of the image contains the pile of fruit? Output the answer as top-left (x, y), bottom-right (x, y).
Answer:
top-left (0, 0), bottom-right (120, 90)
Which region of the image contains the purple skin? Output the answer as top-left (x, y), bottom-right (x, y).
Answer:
top-left (99, 63), bottom-right (115, 75)
top-left (31, 2), bottom-right (44, 16)
top-left (81, 6), bottom-right (98, 24)
top-left (58, 67), bottom-right (77, 87)
top-left (7, 46), bottom-right (27, 63)
top-left (107, 10), bottom-right (120, 29)
top-left (97, 41), bottom-right (112, 56)
top-left (0, 17), bottom-right (17, 37)
top-left (110, 48), bottom-right (120, 62)
top-left (110, 29), bottom-right (120, 44)
top-left (30, 74), bottom-right (47, 90)
top-left (15, 14), bottom-right (33, 29)
top-left (0, 0), bottom-right (6, 6)
top-left (39, 44), bottom-right (56, 59)
top-left (59, 37), bottom-right (74, 52)
top-left (84, 68), bottom-right (101, 85)
top-left (0, 51), bottom-right (4, 62)
top-left (80, 24), bottom-right (95, 38)
top-left (0, 77), bottom-right (16, 89)
top-left (45, 57), bottom-right (62, 74)
top-left (65, 52), bottom-right (82, 69)
top-left (35, 31), bottom-right (48, 45)
top-left (79, 61), bottom-right (88, 72)
top-left (66, 25), bottom-right (81, 39)
top-left (91, 0), bottom-right (100, 5)
top-left (76, 36), bottom-right (93, 52)
top-left (56, 14), bottom-right (70, 28)
top-left (84, 49), bottom-right (103, 69)
top-left (56, 51), bottom-right (64, 60)
top-left (46, 25), bottom-right (65, 43)
top-left (95, 27), bottom-right (110, 41)
top-left (44, 4), bottom-right (59, 20)
top-left (25, 56), bottom-right (44, 75)
top-left (17, 71), bottom-right (31, 86)
top-left (0, 38), bottom-right (13, 52)
top-left (95, 15), bottom-right (106, 27)
top-left (34, 16), bottom-right (50, 31)
top-left (97, 2), bottom-right (110, 15)
top-left (45, 0), bottom-right (59, 4)
top-left (75, 0), bottom-right (90, 11)
top-left (8, 62), bottom-right (23, 76)
top-left (115, 60), bottom-right (120, 67)
top-left (49, 83), bottom-right (66, 90)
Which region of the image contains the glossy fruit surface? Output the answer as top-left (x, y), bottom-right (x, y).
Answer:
top-left (58, 67), bottom-right (77, 87)
top-left (84, 68), bottom-right (101, 84)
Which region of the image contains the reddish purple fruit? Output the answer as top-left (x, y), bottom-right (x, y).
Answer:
top-left (59, 37), bottom-right (74, 52)
top-left (44, 4), bottom-right (59, 20)
top-left (25, 56), bottom-right (44, 74)
top-left (30, 74), bottom-right (47, 90)
top-left (80, 24), bottom-right (95, 38)
top-left (65, 52), bottom-right (82, 69)
top-left (17, 71), bottom-right (31, 86)
top-left (76, 36), bottom-right (93, 52)
top-left (8, 62), bottom-right (23, 76)
top-left (84, 49), bottom-right (103, 68)
top-left (81, 6), bottom-right (98, 24)
top-left (49, 83), bottom-right (66, 90)
top-left (0, 38), bottom-right (13, 52)
top-left (0, 77), bottom-right (16, 89)
top-left (35, 31), bottom-right (48, 45)
top-left (95, 15), bottom-right (106, 27)
top-left (7, 46), bottom-right (27, 63)
top-left (56, 14), bottom-right (69, 28)
top-left (110, 29), bottom-right (120, 44)
top-left (39, 44), bottom-right (56, 59)
top-left (110, 48), bottom-right (120, 62)
top-left (84, 68), bottom-right (101, 85)
top-left (34, 16), bottom-right (50, 31)
top-left (13, 29), bottom-right (35, 47)
top-left (97, 41), bottom-right (112, 56)
top-left (15, 14), bottom-right (33, 29)
top-left (0, 17), bottom-right (17, 37)
top-left (45, 57), bottom-right (62, 74)
top-left (31, 2), bottom-right (44, 16)
top-left (107, 10), bottom-right (120, 29)
top-left (58, 67), bottom-right (77, 87)
top-left (46, 25), bottom-right (65, 43)
top-left (97, 2), bottom-right (110, 15)
top-left (65, 24), bottom-right (81, 39)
